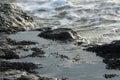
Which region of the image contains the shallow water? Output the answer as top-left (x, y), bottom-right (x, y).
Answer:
top-left (8, 0), bottom-right (120, 80)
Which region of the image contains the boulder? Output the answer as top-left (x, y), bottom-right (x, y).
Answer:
top-left (0, 61), bottom-right (38, 73)
top-left (86, 40), bottom-right (120, 70)
top-left (7, 38), bottom-right (37, 45)
top-left (0, 3), bottom-right (36, 33)
top-left (0, 48), bottom-right (19, 59)
top-left (30, 47), bottom-right (45, 57)
top-left (86, 40), bottom-right (120, 59)
top-left (38, 28), bottom-right (85, 42)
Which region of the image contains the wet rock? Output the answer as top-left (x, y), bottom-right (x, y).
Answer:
top-left (86, 40), bottom-right (120, 59)
top-left (38, 77), bottom-right (54, 80)
top-left (86, 40), bottom-right (120, 70)
top-left (38, 28), bottom-right (85, 42)
top-left (17, 74), bottom-right (56, 80)
top-left (0, 3), bottom-right (36, 34)
top-left (16, 75), bottom-right (37, 80)
top-left (0, 61), bottom-right (38, 73)
top-left (30, 47), bottom-right (45, 57)
top-left (0, 48), bottom-right (19, 59)
top-left (16, 45), bottom-right (29, 51)
top-left (104, 74), bottom-right (119, 79)
top-left (7, 38), bottom-right (37, 45)
top-left (0, 70), bottom-right (40, 80)
top-left (103, 59), bottom-right (120, 70)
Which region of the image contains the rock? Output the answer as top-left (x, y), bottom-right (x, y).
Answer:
top-left (86, 40), bottom-right (120, 70)
top-left (86, 40), bottom-right (120, 59)
top-left (0, 61), bottom-right (39, 73)
top-left (30, 47), bottom-right (45, 57)
top-left (38, 77), bottom-right (55, 80)
top-left (38, 28), bottom-right (85, 42)
top-left (16, 75), bottom-right (37, 80)
top-left (0, 70), bottom-right (39, 80)
top-left (103, 59), bottom-right (120, 70)
top-left (7, 38), bottom-right (37, 45)
top-left (104, 74), bottom-right (119, 79)
top-left (0, 3), bottom-right (36, 34)
top-left (0, 48), bottom-right (19, 59)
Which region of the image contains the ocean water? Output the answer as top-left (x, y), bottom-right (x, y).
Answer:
top-left (8, 0), bottom-right (120, 80)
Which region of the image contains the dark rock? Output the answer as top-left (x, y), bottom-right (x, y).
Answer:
top-left (0, 48), bottom-right (19, 59)
top-left (0, 70), bottom-right (40, 80)
top-left (0, 61), bottom-right (38, 73)
top-left (3, 78), bottom-right (11, 80)
top-left (16, 75), bottom-right (35, 80)
top-left (30, 47), bottom-right (45, 57)
top-left (0, 3), bottom-right (36, 34)
top-left (104, 74), bottom-right (119, 79)
top-left (103, 59), bottom-right (120, 70)
top-left (33, 27), bottom-right (52, 31)
top-left (16, 73), bottom-right (55, 80)
top-left (7, 38), bottom-right (37, 45)
top-left (38, 77), bottom-right (54, 80)
top-left (86, 40), bottom-right (120, 70)
top-left (86, 40), bottom-right (120, 59)
top-left (38, 28), bottom-right (84, 42)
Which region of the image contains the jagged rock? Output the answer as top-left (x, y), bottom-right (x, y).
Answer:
top-left (7, 38), bottom-right (37, 45)
top-left (30, 47), bottom-right (45, 57)
top-left (103, 59), bottom-right (120, 70)
top-left (0, 70), bottom-right (39, 80)
top-left (38, 28), bottom-right (86, 42)
top-left (0, 61), bottom-right (38, 73)
top-left (86, 40), bottom-right (120, 70)
top-left (0, 3), bottom-right (36, 33)
top-left (86, 40), bottom-right (120, 59)
top-left (104, 74), bottom-right (119, 79)
top-left (16, 75), bottom-right (37, 80)
top-left (0, 48), bottom-right (19, 59)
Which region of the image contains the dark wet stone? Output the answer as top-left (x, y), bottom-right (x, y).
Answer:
top-left (3, 78), bottom-right (11, 80)
top-left (86, 40), bottom-right (120, 70)
top-left (103, 59), bottom-right (120, 70)
top-left (38, 77), bottom-right (54, 80)
top-left (104, 74), bottom-right (119, 79)
top-left (7, 38), bottom-right (37, 45)
top-left (38, 28), bottom-right (84, 42)
top-left (0, 61), bottom-right (38, 73)
top-left (30, 47), bottom-right (45, 57)
top-left (0, 3), bottom-right (36, 34)
top-left (16, 75), bottom-right (35, 80)
top-left (0, 48), bottom-right (19, 59)
top-left (86, 40), bottom-right (120, 59)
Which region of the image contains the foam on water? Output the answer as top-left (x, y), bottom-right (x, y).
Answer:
top-left (14, 0), bottom-right (74, 12)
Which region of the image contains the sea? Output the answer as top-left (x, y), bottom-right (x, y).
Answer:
top-left (7, 0), bottom-right (120, 80)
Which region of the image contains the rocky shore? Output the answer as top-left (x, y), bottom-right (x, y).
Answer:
top-left (0, 3), bottom-right (36, 34)
top-left (0, 2), bottom-right (55, 80)
top-left (86, 40), bottom-right (120, 70)
top-left (1, 1), bottom-right (120, 80)
top-left (0, 2), bottom-right (81, 80)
